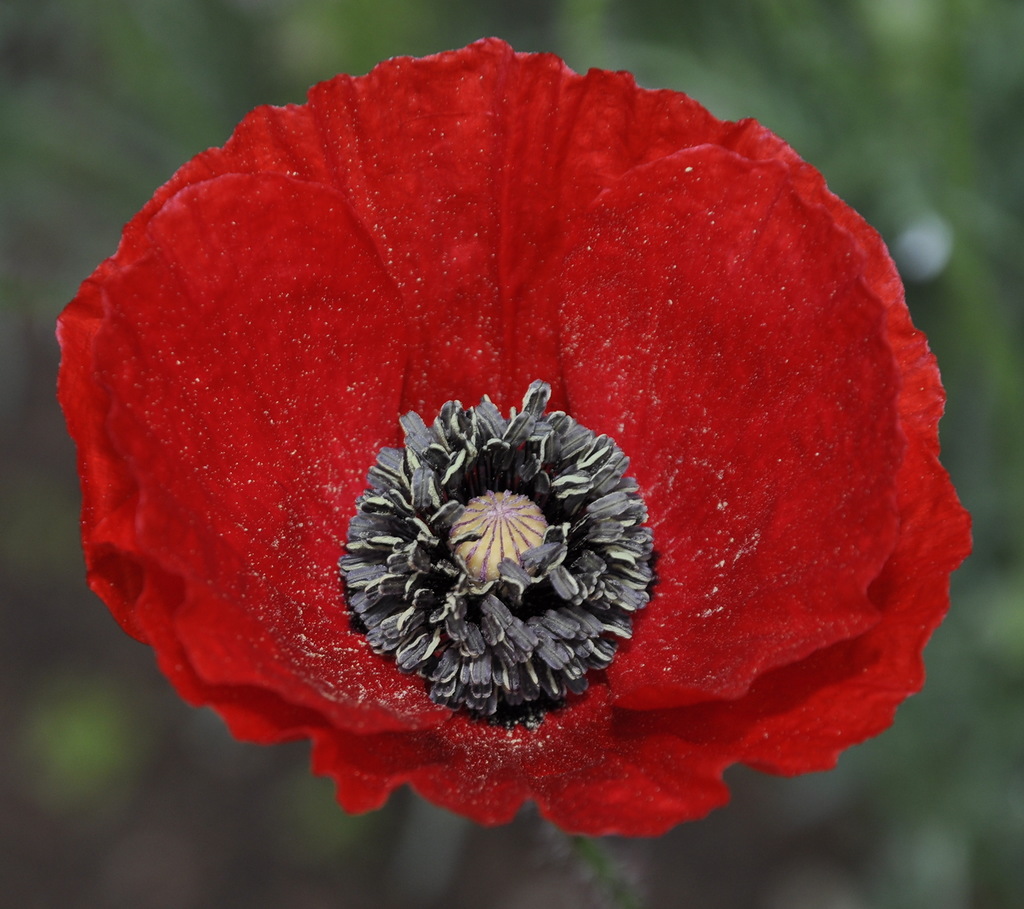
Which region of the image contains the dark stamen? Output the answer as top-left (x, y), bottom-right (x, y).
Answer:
top-left (340, 381), bottom-right (654, 729)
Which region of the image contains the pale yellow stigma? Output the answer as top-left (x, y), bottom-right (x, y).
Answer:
top-left (450, 491), bottom-right (548, 583)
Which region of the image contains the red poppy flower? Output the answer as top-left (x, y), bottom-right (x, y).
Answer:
top-left (58, 39), bottom-right (970, 836)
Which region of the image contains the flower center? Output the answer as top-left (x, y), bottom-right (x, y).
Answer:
top-left (340, 380), bottom-right (654, 729)
top-left (450, 491), bottom-right (548, 583)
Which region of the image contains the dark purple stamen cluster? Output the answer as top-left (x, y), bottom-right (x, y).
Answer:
top-left (340, 381), bottom-right (653, 728)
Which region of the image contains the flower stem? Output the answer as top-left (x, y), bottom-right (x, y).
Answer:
top-left (570, 836), bottom-right (645, 909)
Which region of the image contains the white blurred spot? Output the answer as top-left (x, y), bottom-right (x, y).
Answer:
top-left (894, 212), bottom-right (954, 282)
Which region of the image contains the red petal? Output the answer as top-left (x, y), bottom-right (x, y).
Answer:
top-left (88, 40), bottom-right (781, 417)
top-left (675, 205), bottom-right (972, 773)
top-left (559, 147), bottom-right (904, 707)
top-left (310, 686), bottom-right (732, 835)
top-left (91, 172), bottom-right (450, 732)
top-left (58, 277), bottom-right (148, 640)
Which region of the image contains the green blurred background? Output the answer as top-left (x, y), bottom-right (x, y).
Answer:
top-left (1, 0), bottom-right (1021, 907)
